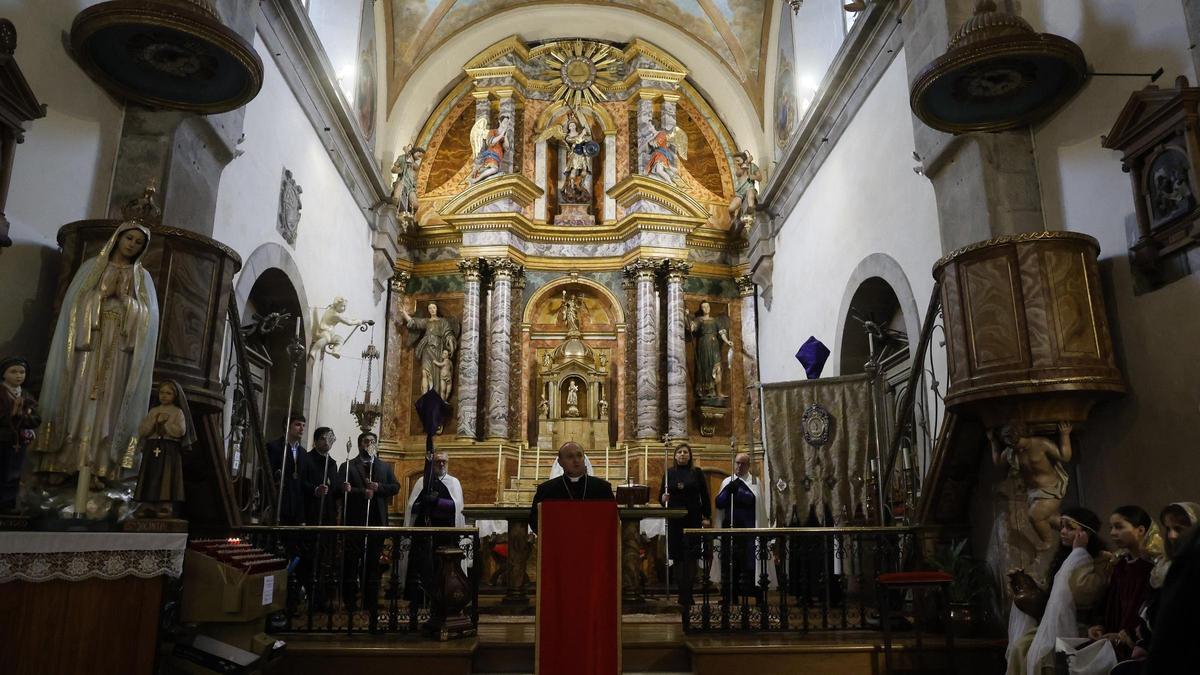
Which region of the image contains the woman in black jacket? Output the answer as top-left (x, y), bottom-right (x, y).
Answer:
top-left (660, 443), bottom-right (711, 605)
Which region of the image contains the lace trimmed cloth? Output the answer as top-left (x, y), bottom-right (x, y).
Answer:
top-left (0, 532), bottom-right (187, 582)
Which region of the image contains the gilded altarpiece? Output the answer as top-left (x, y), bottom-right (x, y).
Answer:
top-left (380, 36), bottom-right (760, 505)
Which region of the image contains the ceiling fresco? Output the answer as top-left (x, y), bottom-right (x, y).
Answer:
top-left (385, 0), bottom-right (771, 114)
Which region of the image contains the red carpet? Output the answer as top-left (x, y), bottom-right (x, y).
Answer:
top-left (535, 500), bottom-right (620, 675)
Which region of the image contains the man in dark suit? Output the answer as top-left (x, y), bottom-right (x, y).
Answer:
top-left (266, 414), bottom-right (308, 525)
top-left (529, 441), bottom-right (615, 534)
top-left (266, 413), bottom-right (307, 615)
top-left (299, 426), bottom-right (340, 611)
top-left (340, 431), bottom-right (400, 619)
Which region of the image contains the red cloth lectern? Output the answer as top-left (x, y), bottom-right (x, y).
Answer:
top-left (535, 500), bottom-right (621, 674)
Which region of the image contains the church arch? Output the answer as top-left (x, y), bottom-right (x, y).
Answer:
top-left (535, 102), bottom-right (617, 136)
top-left (833, 253), bottom-right (921, 377)
top-left (232, 242), bottom-right (313, 438)
top-left (521, 275), bottom-right (625, 326)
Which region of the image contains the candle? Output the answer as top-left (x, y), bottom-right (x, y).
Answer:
top-left (496, 443), bottom-right (503, 504)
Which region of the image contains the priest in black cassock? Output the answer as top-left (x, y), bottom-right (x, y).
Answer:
top-left (529, 441), bottom-right (614, 533)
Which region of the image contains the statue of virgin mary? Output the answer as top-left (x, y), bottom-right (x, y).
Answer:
top-left (35, 219), bottom-right (160, 516)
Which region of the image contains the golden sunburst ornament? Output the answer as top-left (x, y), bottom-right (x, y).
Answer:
top-left (543, 40), bottom-right (619, 107)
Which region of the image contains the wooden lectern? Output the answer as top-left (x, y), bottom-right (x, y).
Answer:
top-left (535, 500), bottom-right (620, 675)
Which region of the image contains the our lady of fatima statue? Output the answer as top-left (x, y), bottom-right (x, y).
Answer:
top-left (35, 214), bottom-right (160, 515)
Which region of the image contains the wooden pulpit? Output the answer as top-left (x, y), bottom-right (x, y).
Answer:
top-left (535, 500), bottom-right (620, 675)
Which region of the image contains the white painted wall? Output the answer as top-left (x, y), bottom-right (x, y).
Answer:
top-left (0, 0), bottom-right (123, 365)
top-left (1025, 0), bottom-right (1200, 514)
top-left (0, 2), bottom-right (383, 466)
top-left (216, 33), bottom-right (385, 462)
top-left (757, 49), bottom-right (940, 385)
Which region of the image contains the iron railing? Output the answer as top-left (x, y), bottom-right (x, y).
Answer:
top-left (681, 526), bottom-right (916, 633)
top-left (238, 525), bottom-right (481, 636)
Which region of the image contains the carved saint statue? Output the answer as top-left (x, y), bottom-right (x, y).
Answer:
top-left (35, 219), bottom-right (160, 516)
top-left (538, 395), bottom-right (550, 419)
top-left (470, 114), bottom-right (514, 183)
top-left (559, 290), bottom-right (583, 334)
top-left (688, 301), bottom-right (733, 403)
top-left (534, 108), bottom-right (597, 204)
top-left (598, 395), bottom-right (609, 419)
top-left (1, 356), bottom-right (39, 514)
top-left (565, 381), bottom-right (580, 417)
top-left (640, 111), bottom-right (688, 185)
top-left (989, 421), bottom-right (1074, 551)
top-left (390, 143), bottom-right (425, 230)
top-left (310, 297), bottom-right (366, 360)
top-left (401, 302), bottom-right (459, 402)
top-left (728, 150), bottom-right (763, 232)
top-left (134, 380), bottom-right (194, 518)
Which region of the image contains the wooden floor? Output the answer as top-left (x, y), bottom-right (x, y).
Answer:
top-left (275, 613), bottom-right (1006, 674)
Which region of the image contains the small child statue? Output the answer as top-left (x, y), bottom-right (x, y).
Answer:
top-left (134, 380), bottom-right (194, 517)
top-left (0, 356), bottom-right (40, 514)
top-left (435, 348), bottom-right (454, 399)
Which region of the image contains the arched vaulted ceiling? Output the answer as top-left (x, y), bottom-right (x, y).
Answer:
top-left (381, 2), bottom-right (774, 163)
top-left (384, 0), bottom-right (772, 113)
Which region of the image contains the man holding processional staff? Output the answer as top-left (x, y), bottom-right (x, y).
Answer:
top-left (714, 452), bottom-right (772, 600)
top-left (300, 426), bottom-right (340, 611)
top-left (341, 431), bottom-right (399, 618)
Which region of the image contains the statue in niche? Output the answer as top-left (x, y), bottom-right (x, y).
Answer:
top-left (469, 114), bottom-right (514, 183)
top-left (598, 394), bottom-right (609, 419)
top-left (34, 214), bottom-right (160, 516)
top-left (639, 108), bottom-right (688, 185)
top-left (542, 352), bottom-right (552, 370)
top-left (1, 356), bottom-right (39, 514)
top-left (988, 421), bottom-right (1074, 551)
top-left (134, 380), bottom-right (194, 518)
top-left (559, 290), bottom-right (584, 334)
top-left (728, 150), bottom-right (763, 232)
top-left (687, 301), bottom-right (733, 404)
top-left (310, 297), bottom-right (367, 360)
top-left (565, 381), bottom-right (580, 417)
top-left (538, 394), bottom-right (550, 419)
top-left (534, 108), bottom-right (598, 204)
top-left (390, 143), bottom-right (425, 231)
top-left (401, 301), bottom-right (459, 402)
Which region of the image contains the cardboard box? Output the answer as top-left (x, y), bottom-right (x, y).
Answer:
top-left (181, 550), bottom-right (287, 623)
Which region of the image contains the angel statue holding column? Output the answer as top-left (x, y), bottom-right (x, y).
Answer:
top-left (641, 117), bottom-right (689, 185)
top-left (470, 114), bottom-right (514, 183)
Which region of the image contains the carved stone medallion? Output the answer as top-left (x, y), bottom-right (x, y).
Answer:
top-left (802, 403), bottom-right (831, 447)
top-left (278, 168), bottom-right (302, 246)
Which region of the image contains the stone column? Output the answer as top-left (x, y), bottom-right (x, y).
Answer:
top-left (637, 93), bottom-right (656, 174)
top-left (621, 272), bottom-right (638, 442)
top-left (456, 258), bottom-right (483, 439)
top-left (485, 257), bottom-right (522, 439)
top-left (509, 273), bottom-right (526, 440)
top-left (603, 133), bottom-right (617, 221)
top-left (534, 139), bottom-right (548, 220)
top-left (473, 90), bottom-right (491, 124)
top-left (661, 92), bottom-right (679, 131)
top-left (497, 88), bottom-right (516, 175)
top-left (626, 258), bottom-right (661, 439)
top-left (664, 260), bottom-right (691, 439)
top-left (736, 275), bottom-right (761, 445)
